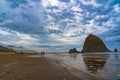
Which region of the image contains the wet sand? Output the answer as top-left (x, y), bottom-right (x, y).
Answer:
top-left (0, 52), bottom-right (82, 80)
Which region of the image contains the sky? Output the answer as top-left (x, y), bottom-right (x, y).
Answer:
top-left (0, 0), bottom-right (120, 52)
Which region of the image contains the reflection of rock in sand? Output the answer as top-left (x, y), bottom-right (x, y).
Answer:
top-left (114, 48), bottom-right (118, 52)
top-left (69, 53), bottom-right (78, 59)
top-left (82, 54), bottom-right (109, 74)
top-left (115, 54), bottom-right (119, 59)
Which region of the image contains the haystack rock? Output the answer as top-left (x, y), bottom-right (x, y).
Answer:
top-left (81, 34), bottom-right (111, 53)
top-left (68, 48), bottom-right (80, 53)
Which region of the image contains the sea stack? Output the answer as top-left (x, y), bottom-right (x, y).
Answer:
top-left (68, 48), bottom-right (79, 53)
top-left (81, 34), bottom-right (110, 53)
top-left (114, 48), bottom-right (118, 52)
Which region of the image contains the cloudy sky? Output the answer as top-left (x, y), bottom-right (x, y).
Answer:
top-left (0, 0), bottom-right (120, 52)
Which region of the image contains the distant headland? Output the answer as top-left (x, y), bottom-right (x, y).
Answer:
top-left (0, 45), bottom-right (14, 52)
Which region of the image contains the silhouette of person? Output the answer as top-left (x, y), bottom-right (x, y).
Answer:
top-left (41, 52), bottom-right (43, 56)
top-left (43, 52), bottom-right (45, 56)
top-left (40, 52), bottom-right (45, 57)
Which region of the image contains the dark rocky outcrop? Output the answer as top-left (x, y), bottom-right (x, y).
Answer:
top-left (0, 45), bottom-right (14, 52)
top-left (114, 48), bottom-right (118, 52)
top-left (81, 34), bottom-right (111, 53)
top-left (68, 48), bottom-right (80, 53)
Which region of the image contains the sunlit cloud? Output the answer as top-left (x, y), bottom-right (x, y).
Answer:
top-left (0, 27), bottom-right (39, 47)
top-left (79, 0), bottom-right (102, 7)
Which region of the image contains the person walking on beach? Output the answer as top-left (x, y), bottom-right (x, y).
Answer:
top-left (43, 52), bottom-right (45, 56)
top-left (40, 52), bottom-right (42, 56)
top-left (41, 52), bottom-right (45, 57)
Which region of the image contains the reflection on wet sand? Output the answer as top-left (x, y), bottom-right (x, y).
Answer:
top-left (30, 52), bottom-right (120, 80)
top-left (115, 54), bottom-right (118, 59)
top-left (69, 53), bottom-right (78, 59)
top-left (82, 53), bottom-right (110, 74)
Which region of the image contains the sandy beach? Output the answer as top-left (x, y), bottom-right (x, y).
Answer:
top-left (0, 52), bottom-right (82, 80)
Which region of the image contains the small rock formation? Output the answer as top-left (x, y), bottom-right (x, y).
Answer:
top-left (68, 48), bottom-right (80, 53)
top-left (81, 34), bottom-right (111, 53)
top-left (114, 48), bottom-right (118, 52)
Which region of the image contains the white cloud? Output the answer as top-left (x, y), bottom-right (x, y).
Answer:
top-left (113, 4), bottom-right (120, 13)
top-left (0, 28), bottom-right (39, 47)
top-left (46, 15), bottom-right (54, 21)
top-left (80, 0), bottom-right (102, 7)
top-left (0, 0), bottom-right (45, 26)
top-left (95, 15), bottom-right (108, 20)
top-left (42, 0), bottom-right (76, 7)
top-left (73, 12), bottom-right (83, 24)
top-left (42, 0), bottom-right (77, 13)
top-left (47, 23), bottom-right (61, 30)
top-left (16, 32), bottom-right (38, 42)
top-left (42, 0), bottom-right (59, 7)
top-left (49, 33), bottom-right (86, 45)
top-left (44, 4), bottom-right (118, 46)
top-left (71, 5), bottom-right (82, 12)
top-left (105, 35), bottom-right (120, 41)
top-left (0, 29), bottom-right (10, 35)
top-left (47, 13), bottom-right (116, 45)
top-left (102, 17), bottom-right (118, 29)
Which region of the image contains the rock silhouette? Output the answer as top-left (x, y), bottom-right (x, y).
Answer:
top-left (68, 48), bottom-right (80, 53)
top-left (114, 48), bottom-right (118, 52)
top-left (81, 34), bottom-right (111, 53)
